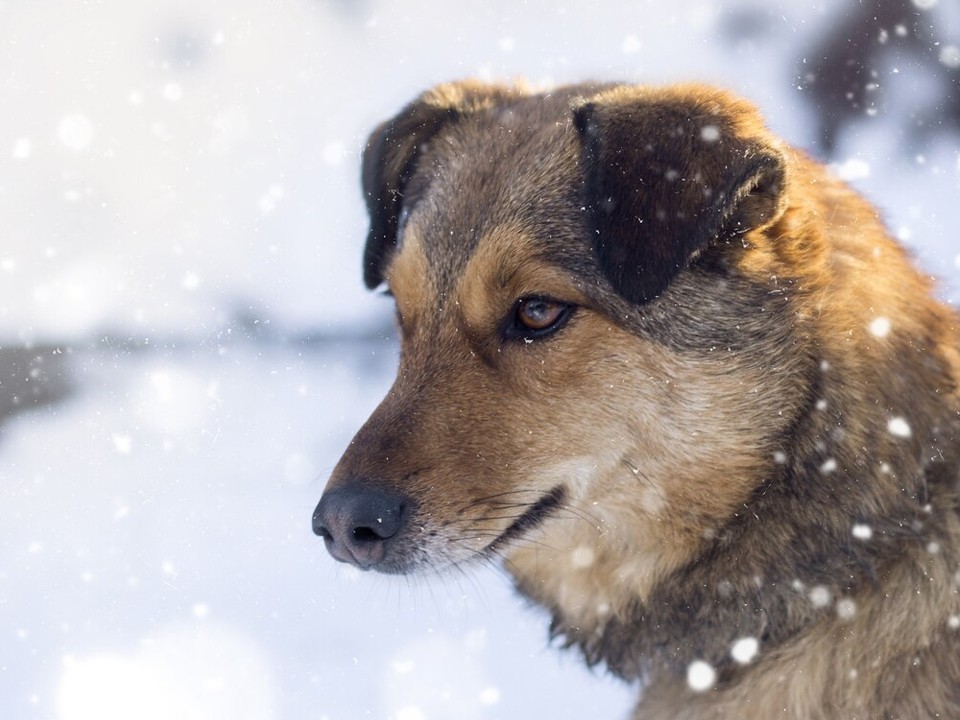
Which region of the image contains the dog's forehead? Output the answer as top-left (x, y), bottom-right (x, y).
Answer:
top-left (404, 97), bottom-right (589, 295)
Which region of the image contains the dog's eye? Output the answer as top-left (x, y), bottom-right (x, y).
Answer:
top-left (507, 297), bottom-right (573, 340)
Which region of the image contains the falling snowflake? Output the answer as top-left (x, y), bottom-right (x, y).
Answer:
top-left (730, 637), bottom-right (759, 665)
top-left (940, 45), bottom-right (960, 69)
top-left (12, 137), bottom-right (31, 160)
top-left (836, 598), bottom-right (857, 621)
top-left (622, 35), bottom-right (641, 54)
top-left (570, 546), bottom-right (595, 569)
top-left (258, 185), bottom-right (284, 214)
top-left (323, 141), bottom-right (347, 166)
top-left (700, 125), bottom-right (720, 142)
top-left (809, 585), bottom-right (832, 608)
top-left (58, 114), bottom-right (95, 151)
top-left (852, 524), bottom-right (872, 540)
top-left (112, 433), bottom-right (133, 455)
top-left (162, 82), bottom-right (183, 102)
top-left (868, 316), bottom-right (891, 338)
top-left (686, 660), bottom-right (716, 692)
top-left (887, 416), bottom-right (911, 438)
top-left (831, 158), bottom-right (870, 181)
top-left (192, 603), bottom-right (210, 619)
top-left (479, 687), bottom-right (501, 705)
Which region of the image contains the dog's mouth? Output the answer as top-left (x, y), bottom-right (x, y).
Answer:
top-left (484, 485), bottom-right (566, 553)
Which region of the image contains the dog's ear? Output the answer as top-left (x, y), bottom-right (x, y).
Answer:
top-left (573, 88), bottom-right (788, 304)
top-left (361, 102), bottom-right (454, 289)
top-left (361, 82), bottom-right (527, 289)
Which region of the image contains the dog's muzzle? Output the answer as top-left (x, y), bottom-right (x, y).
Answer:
top-left (312, 483), bottom-right (408, 570)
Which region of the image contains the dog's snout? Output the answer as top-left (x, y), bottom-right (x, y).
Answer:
top-left (313, 484), bottom-right (406, 569)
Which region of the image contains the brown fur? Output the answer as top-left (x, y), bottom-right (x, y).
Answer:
top-left (314, 80), bottom-right (960, 719)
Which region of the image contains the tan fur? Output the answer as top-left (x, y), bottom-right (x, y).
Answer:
top-left (316, 80), bottom-right (960, 719)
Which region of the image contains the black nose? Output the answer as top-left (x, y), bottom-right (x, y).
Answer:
top-left (312, 484), bottom-right (406, 569)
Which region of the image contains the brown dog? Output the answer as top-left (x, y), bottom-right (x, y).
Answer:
top-left (313, 81), bottom-right (960, 718)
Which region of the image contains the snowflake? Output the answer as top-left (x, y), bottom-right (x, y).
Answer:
top-left (940, 45), bottom-right (960, 69)
top-left (730, 637), bottom-right (759, 665)
top-left (58, 114), bottom-right (95, 151)
top-left (809, 585), bottom-right (832, 608)
top-left (700, 125), bottom-right (721, 142)
top-left (868, 316), bottom-right (891, 338)
top-left (570, 546), bottom-right (595, 569)
top-left (12, 137), bottom-right (31, 160)
top-left (887, 416), bottom-right (911, 438)
top-left (687, 660), bottom-right (716, 692)
top-left (836, 598), bottom-right (857, 621)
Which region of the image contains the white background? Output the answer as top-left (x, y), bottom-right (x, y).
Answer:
top-left (1, 1), bottom-right (957, 719)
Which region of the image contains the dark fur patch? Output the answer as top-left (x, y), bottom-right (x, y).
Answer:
top-left (574, 95), bottom-right (785, 304)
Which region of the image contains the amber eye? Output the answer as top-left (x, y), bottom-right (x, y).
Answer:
top-left (506, 296), bottom-right (574, 341)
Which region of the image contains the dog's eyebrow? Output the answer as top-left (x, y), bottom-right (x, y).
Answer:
top-left (494, 260), bottom-right (519, 291)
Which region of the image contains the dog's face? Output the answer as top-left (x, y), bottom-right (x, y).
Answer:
top-left (315, 82), bottom-right (811, 612)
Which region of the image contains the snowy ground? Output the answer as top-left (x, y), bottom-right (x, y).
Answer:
top-left (1, 338), bottom-right (633, 719)
top-left (1, 1), bottom-right (958, 719)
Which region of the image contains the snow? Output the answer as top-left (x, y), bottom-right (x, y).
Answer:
top-left (700, 125), bottom-right (721, 142)
top-left (940, 45), bottom-right (960, 69)
top-left (730, 637), bottom-right (760, 665)
top-left (852, 524), bottom-right (873, 541)
top-left (2, 1), bottom-right (958, 719)
top-left (836, 598), bottom-right (857, 621)
top-left (56, 622), bottom-right (279, 720)
top-left (570, 546), bottom-right (596, 569)
top-left (868, 317), bottom-right (892, 338)
top-left (809, 586), bottom-right (833, 608)
top-left (887, 416), bottom-right (912, 439)
top-left (830, 158), bottom-right (871, 182)
top-left (687, 660), bottom-right (717, 692)
top-left (57, 115), bottom-right (96, 151)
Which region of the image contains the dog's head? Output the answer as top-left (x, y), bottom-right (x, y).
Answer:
top-left (313, 81), bottom-right (807, 599)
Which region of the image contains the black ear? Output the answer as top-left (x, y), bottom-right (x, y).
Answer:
top-left (361, 82), bottom-right (529, 289)
top-left (573, 91), bottom-right (787, 304)
top-left (361, 101), bottom-right (457, 289)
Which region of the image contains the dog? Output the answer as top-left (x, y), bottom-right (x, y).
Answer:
top-left (313, 81), bottom-right (960, 719)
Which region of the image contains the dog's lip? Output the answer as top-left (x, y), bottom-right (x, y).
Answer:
top-left (485, 485), bottom-right (566, 552)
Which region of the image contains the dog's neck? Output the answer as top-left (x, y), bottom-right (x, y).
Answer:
top-left (512, 333), bottom-right (960, 698)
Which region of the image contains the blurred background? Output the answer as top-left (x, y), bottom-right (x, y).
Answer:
top-left (1, 1), bottom-right (957, 718)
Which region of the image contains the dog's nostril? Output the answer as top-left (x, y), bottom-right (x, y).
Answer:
top-left (352, 504), bottom-right (405, 543)
top-left (352, 526), bottom-right (382, 543)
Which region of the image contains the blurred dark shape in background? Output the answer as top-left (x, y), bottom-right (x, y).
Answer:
top-left (0, 347), bottom-right (71, 431)
top-left (797, 0), bottom-right (959, 153)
